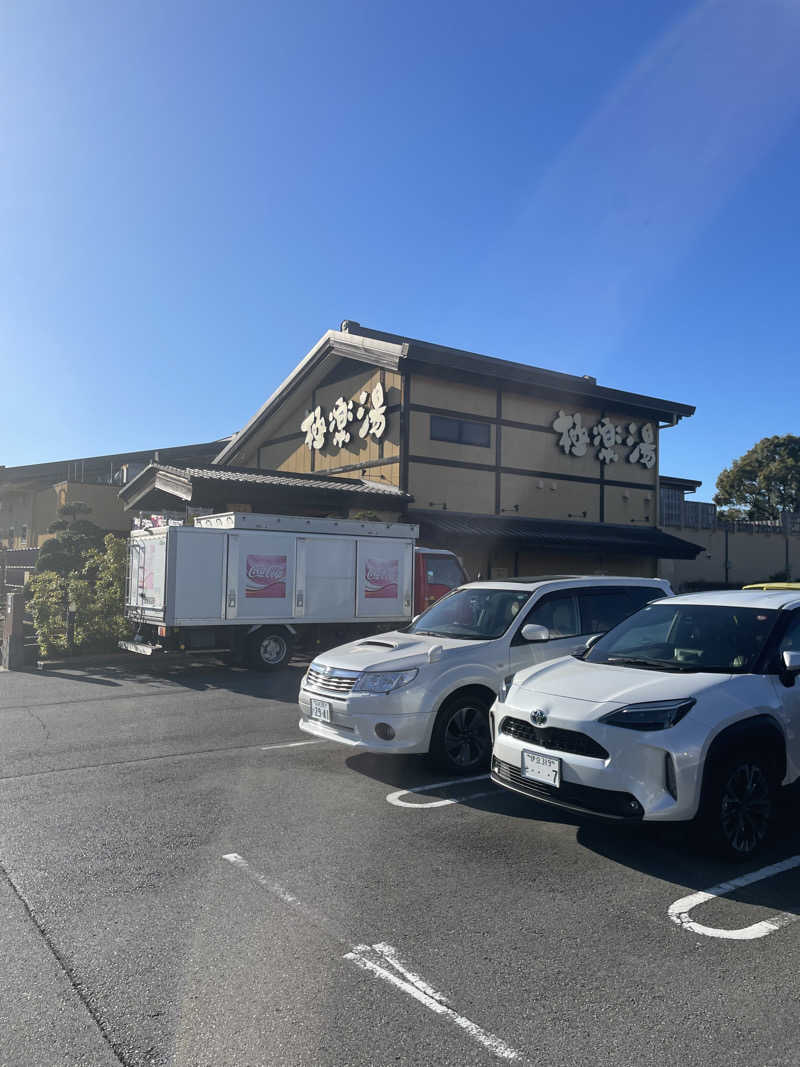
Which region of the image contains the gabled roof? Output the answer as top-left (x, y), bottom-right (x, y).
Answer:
top-left (216, 320), bottom-right (695, 467)
top-left (119, 462), bottom-right (410, 512)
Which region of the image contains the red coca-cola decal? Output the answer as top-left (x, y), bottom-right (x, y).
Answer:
top-left (245, 554), bottom-right (287, 598)
top-left (364, 558), bottom-right (399, 599)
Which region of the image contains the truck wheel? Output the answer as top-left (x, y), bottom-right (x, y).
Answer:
top-left (247, 629), bottom-right (291, 671)
top-left (697, 747), bottom-right (776, 861)
top-left (430, 692), bottom-right (492, 776)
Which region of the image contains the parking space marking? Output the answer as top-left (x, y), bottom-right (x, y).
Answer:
top-left (386, 773), bottom-right (497, 808)
top-left (344, 942), bottom-right (520, 1061)
top-left (668, 854), bottom-right (800, 939)
top-left (222, 852), bottom-right (522, 1062)
top-left (260, 739), bottom-right (327, 752)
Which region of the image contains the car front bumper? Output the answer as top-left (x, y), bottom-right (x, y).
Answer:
top-left (491, 703), bottom-right (700, 822)
top-left (298, 686), bottom-right (435, 755)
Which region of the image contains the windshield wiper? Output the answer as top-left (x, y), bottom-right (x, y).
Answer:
top-left (605, 656), bottom-right (698, 672)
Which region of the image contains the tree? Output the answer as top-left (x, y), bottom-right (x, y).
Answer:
top-left (36, 521), bottom-right (106, 575)
top-left (58, 500), bottom-right (92, 524)
top-left (714, 435), bottom-right (800, 521)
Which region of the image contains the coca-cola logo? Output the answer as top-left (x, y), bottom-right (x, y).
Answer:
top-left (364, 558), bottom-right (398, 599)
top-left (245, 554), bottom-right (287, 598)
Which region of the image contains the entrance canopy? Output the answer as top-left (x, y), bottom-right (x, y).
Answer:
top-left (409, 510), bottom-right (702, 560)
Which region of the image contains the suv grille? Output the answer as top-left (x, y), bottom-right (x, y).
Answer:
top-left (492, 758), bottom-right (642, 819)
top-left (305, 666), bottom-right (359, 695)
top-left (499, 717), bottom-right (609, 760)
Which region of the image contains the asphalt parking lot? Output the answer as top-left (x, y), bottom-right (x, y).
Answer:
top-left (2, 661), bottom-right (800, 1067)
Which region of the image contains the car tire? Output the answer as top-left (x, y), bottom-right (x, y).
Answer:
top-left (698, 747), bottom-right (777, 861)
top-left (430, 692), bottom-right (492, 776)
top-left (247, 629), bottom-right (291, 671)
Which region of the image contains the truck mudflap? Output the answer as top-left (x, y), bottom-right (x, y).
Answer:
top-left (118, 639), bottom-right (163, 656)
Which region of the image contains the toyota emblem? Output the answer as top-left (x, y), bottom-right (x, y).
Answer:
top-left (530, 709), bottom-right (547, 726)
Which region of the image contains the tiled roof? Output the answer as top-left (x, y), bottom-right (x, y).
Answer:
top-left (148, 464), bottom-right (408, 497)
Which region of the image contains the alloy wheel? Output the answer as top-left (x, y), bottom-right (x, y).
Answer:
top-left (443, 705), bottom-right (491, 769)
top-left (720, 761), bottom-right (771, 856)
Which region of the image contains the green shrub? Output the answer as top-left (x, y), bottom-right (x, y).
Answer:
top-left (27, 533), bottom-right (131, 657)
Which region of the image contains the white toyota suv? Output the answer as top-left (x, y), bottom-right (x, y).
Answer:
top-left (491, 588), bottom-right (800, 859)
top-left (298, 575), bottom-right (671, 774)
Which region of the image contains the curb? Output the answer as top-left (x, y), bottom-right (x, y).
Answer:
top-left (36, 652), bottom-right (132, 672)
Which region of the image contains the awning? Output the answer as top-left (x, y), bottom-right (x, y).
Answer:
top-left (120, 463), bottom-right (410, 513)
top-left (407, 510), bottom-right (703, 560)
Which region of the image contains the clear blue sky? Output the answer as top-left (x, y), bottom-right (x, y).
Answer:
top-left (2, 0), bottom-right (799, 501)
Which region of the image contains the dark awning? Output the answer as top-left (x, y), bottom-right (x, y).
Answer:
top-left (407, 510), bottom-right (702, 560)
top-left (119, 463), bottom-right (410, 513)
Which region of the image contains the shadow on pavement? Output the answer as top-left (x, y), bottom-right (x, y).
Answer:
top-left (347, 749), bottom-right (800, 907)
top-left (25, 661), bottom-right (308, 703)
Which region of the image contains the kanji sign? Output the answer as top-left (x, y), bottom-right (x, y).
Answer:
top-left (301, 381), bottom-right (388, 452)
top-left (552, 411), bottom-right (656, 468)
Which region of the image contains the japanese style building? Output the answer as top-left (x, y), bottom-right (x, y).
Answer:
top-left (121, 320), bottom-right (702, 578)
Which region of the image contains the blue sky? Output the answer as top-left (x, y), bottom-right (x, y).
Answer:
top-left (2, 0), bottom-right (799, 501)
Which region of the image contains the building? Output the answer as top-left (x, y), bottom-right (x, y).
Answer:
top-left (0, 439), bottom-right (229, 549)
top-left (121, 321), bottom-right (702, 578)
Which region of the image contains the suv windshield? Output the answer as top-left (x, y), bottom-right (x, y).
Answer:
top-left (408, 588), bottom-right (532, 640)
top-left (585, 603), bottom-right (778, 674)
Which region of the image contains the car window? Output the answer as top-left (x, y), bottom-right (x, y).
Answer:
top-left (626, 586), bottom-right (665, 611)
top-left (424, 555), bottom-right (464, 588)
top-left (577, 589), bottom-right (635, 635)
top-left (520, 592), bottom-right (578, 639)
top-left (778, 613), bottom-right (800, 655)
top-left (408, 588), bottom-right (532, 640)
top-left (586, 603), bottom-right (778, 673)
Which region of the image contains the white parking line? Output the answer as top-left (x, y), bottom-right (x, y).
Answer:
top-left (222, 852), bottom-right (522, 1062)
top-left (668, 854), bottom-right (800, 940)
top-left (345, 942), bottom-right (520, 1061)
top-left (260, 739), bottom-right (327, 752)
top-left (386, 773), bottom-right (496, 808)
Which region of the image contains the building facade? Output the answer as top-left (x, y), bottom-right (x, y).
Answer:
top-left (124, 321), bottom-right (701, 577)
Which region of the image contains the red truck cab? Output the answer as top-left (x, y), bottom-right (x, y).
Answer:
top-left (413, 548), bottom-right (466, 612)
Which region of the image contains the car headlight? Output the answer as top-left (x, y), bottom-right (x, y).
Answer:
top-left (352, 669), bottom-right (419, 694)
top-left (600, 698), bottom-right (695, 731)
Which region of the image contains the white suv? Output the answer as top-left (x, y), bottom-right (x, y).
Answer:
top-left (491, 588), bottom-right (800, 859)
top-left (298, 575), bottom-right (671, 775)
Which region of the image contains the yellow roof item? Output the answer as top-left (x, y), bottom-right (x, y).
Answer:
top-left (742, 582), bottom-right (800, 590)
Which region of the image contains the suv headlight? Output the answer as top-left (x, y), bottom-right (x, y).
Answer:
top-left (600, 698), bottom-right (695, 731)
top-left (353, 669), bottom-right (419, 694)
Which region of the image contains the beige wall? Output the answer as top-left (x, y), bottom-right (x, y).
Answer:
top-left (33, 482), bottom-right (133, 544)
top-left (407, 370), bottom-right (660, 522)
top-left (243, 361), bottom-right (401, 484)
top-left (659, 526), bottom-right (800, 591)
top-left (500, 472), bottom-right (600, 522)
top-left (408, 462), bottom-right (495, 514)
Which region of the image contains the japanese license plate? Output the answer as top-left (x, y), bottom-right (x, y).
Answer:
top-left (310, 698), bottom-right (331, 724)
top-left (521, 750), bottom-right (561, 787)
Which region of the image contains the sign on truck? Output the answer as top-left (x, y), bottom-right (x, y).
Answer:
top-left (121, 512), bottom-right (465, 669)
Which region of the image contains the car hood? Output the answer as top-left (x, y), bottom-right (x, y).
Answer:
top-left (313, 631), bottom-right (488, 673)
top-left (510, 655), bottom-right (729, 712)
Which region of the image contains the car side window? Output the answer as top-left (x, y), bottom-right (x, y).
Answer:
top-left (576, 589), bottom-right (635, 636)
top-left (625, 586), bottom-right (664, 612)
top-left (778, 612), bottom-right (800, 656)
top-left (513, 592), bottom-right (578, 642)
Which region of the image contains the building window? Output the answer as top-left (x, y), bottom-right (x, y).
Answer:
top-left (660, 485), bottom-right (683, 526)
top-left (430, 415), bottom-right (491, 448)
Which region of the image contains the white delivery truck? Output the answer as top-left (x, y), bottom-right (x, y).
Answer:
top-left (120, 512), bottom-right (465, 669)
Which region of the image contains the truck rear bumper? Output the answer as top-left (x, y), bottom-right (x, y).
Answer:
top-left (118, 640), bottom-right (163, 656)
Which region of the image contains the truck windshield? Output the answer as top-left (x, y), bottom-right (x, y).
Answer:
top-left (585, 603), bottom-right (778, 674)
top-left (408, 588), bottom-right (532, 640)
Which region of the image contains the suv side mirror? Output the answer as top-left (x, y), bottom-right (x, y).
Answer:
top-left (521, 623), bottom-right (550, 643)
top-left (782, 650), bottom-right (800, 674)
top-left (585, 633), bottom-right (602, 652)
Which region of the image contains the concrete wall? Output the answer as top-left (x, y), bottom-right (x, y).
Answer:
top-left (658, 524), bottom-right (800, 591)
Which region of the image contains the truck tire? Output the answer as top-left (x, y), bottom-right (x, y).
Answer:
top-left (430, 691), bottom-right (493, 776)
top-left (697, 746), bottom-right (777, 861)
top-left (247, 629), bottom-right (291, 671)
